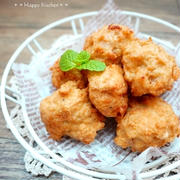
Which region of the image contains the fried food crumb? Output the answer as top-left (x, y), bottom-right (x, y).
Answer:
top-left (114, 96), bottom-right (180, 152)
top-left (122, 38), bottom-right (180, 96)
top-left (88, 64), bottom-right (128, 117)
top-left (40, 81), bottom-right (104, 144)
top-left (84, 24), bottom-right (134, 65)
top-left (50, 60), bottom-right (87, 89)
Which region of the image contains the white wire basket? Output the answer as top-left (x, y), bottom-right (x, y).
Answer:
top-left (1, 11), bottom-right (180, 180)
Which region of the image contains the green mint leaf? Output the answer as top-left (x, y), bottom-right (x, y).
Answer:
top-left (59, 50), bottom-right (78, 71)
top-left (73, 50), bottom-right (90, 64)
top-left (59, 50), bottom-right (106, 72)
top-left (77, 60), bottom-right (106, 71)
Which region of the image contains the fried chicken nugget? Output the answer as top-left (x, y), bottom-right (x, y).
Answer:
top-left (50, 59), bottom-right (86, 89)
top-left (114, 96), bottom-right (180, 152)
top-left (84, 24), bottom-right (134, 65)
top-left (88, 64), bottom-right (128, 117)
top-left (122, 38), bottom-right (180, 96)
top-left (40, 81), bottom-right (105, 144)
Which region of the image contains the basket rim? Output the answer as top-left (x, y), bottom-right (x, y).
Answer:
top-left (1, 10), bottom-right (180, 180)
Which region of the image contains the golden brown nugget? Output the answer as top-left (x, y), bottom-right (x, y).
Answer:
top-left (40, 81), bottom-right (105, 144)
top-left (122, 38), bottom-right (180, 96)
top-left (50, 60), bottom-right (87, 89)
top-left (114, 96), bottom-right (180, 152)
top-left (88, 64), bottom-right (128, 117)
top-left (84, 24), bottom-right (134, 65)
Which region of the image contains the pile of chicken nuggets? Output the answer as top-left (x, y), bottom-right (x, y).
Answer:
top-left (40, 24), bottom-right (180, 152)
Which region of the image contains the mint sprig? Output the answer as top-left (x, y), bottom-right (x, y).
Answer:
top-left (59, 50), bottom-right (106, 72)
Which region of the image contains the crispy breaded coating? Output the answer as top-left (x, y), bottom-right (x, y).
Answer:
top-left (114, 96), bottom-right (180, 152)
top-left (40, 81), bottom-right (105, 144)
top-left (50, 60), bottom-right (87, 89)
top-left (122, 38), bottom-right (180, 96)
top-left (88, 64), bottom-right (128, 117)
top-left (84, 24), bottom-right (134, 65)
